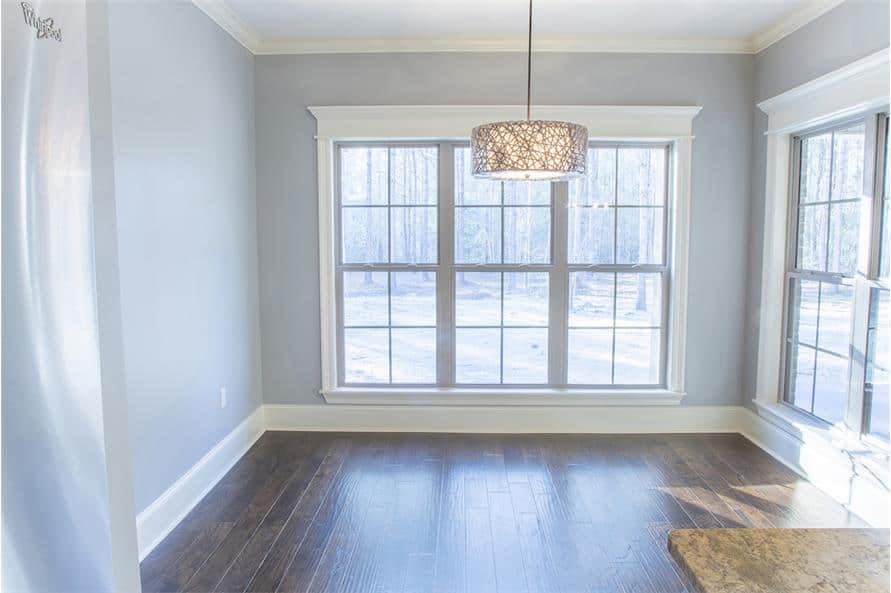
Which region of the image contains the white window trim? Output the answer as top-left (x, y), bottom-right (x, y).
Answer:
top-left (310, 104), bottom-right (700, 405)
top-left (755, 49), bottom-right (890, 437)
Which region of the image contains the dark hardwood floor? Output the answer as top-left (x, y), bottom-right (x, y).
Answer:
top-left (140, 432), bottom-right (866, 593)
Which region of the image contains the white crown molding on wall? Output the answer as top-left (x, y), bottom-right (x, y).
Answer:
top-left (191, 0), bottom-right (259, 53)
top-left (254, 37), bottom-right (754, 56)
top-left (190, 0), bottom-right (848, 56)
top-left (750, 0), bottom-right (846, 53)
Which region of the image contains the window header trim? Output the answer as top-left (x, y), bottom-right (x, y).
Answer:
top-left (309, 105), bottom-right (702, 141)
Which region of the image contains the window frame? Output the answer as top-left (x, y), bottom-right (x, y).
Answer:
top-left (779, 114), bottom-right (869, 426)
top-left (311, 104), bottom-right (699, 404)
top-left (776, 111), bottom-right (889, 442)
top-left (334, 141), bottom-right (673, 390)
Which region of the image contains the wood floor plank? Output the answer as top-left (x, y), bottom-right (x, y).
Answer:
top-left (181, 435), bottom-right (314, 592)
top-left (140, 434), bottom-right (281, 590)
top-left (432, 437), bottom-right (467, 593)
top-left (241, 439), bottom-right (349, 593)
top-left (212, 437), bottom-right (334, 592)
top-left (141, 432), bottom-right (866, 593)
top-left (274, 439), bottom-right (369, 593)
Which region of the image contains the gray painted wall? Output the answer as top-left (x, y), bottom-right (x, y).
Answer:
top-left (255, 52), bottom-right (755, 407)
top-left (2, 0), bottom-right (140, 590)
top-left (742, 0), bottom-right (890, 407)
top-left (107, 0), bottom-right (262, 512)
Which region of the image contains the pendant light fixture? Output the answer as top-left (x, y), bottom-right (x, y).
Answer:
top-left (471, 0), bottom-right (588, 180)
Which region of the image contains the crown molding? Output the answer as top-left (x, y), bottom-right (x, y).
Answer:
top-left (191, 0), bottom-right (258, 53)
top-left (749, 0), bottom-right (846, 53)
top-left (192, 0), bottom-right (847, 57)
top-left (255, 36), bottom-right (753, 55)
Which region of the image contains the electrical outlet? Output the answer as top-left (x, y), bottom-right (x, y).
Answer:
top-left (220, 386), bottom-right (227, 409)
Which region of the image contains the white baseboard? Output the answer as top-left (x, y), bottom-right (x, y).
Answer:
top-left (135, 406), bottom-right (265, 560)
top-left (135, 403), bottom-right (888, 562)
top-left (737, 406), bottom-right (889, 527)
top-left (263, 403), bottom-right (742, 433)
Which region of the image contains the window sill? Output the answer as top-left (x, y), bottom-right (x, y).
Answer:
top-left (320, 387), bottom-right (684, 407)
top-left (753, 400), bottom-right (889, 487)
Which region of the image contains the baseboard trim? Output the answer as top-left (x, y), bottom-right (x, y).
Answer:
top-left (135, 406), bottom-right (265, 560)
top-left (263, 403), bottom-right (742, 433)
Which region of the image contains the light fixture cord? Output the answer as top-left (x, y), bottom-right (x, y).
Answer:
top-left (526, 0), bottom-right (532, 121)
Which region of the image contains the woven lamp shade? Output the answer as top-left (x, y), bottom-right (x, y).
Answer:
top-left (471, 119), bottom-right (588, 181)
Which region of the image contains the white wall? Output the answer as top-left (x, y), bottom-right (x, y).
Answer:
top-left (107, 0), bottom-right (262, 513)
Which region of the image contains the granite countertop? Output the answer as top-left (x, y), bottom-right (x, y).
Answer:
top-left (668, 528), bottom-right (890, 593)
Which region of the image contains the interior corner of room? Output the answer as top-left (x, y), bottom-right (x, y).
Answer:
top-left (2, 0), bottom-right (889, 592)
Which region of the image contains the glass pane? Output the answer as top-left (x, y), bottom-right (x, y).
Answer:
top-left (568, 272), bottom-right (613, 328)
top-left (568, 207), bottom-right (614, 264)
top-left (503, 328), bottom-right (548, 383)
top-left (791, 279), bottom-right (819, 347)
top-left (504, 180), bottom-right (550, 205)
top-left (567, 329), bottom-right (612, 384)
top-left (614, 329), bottom-right (660, 384)
top-left (390, 207), bottom-right (437, 264)
top-left (456, 272), bottom-right (500, 326)
top-left (569, 148), bottom-right (615, 206)
top-left (455, 207), bottom-right (501, 263)
top-left (390, 147), bottom-right (437, 205)
top-left (812, 351), bottom-right (848, 425)
top-left (391, 328), bottom-right (436, 383)
top-left (390, 271), bottom-right (435, 326)
top-left (340, 147), bottom-right (387, 205)
top-left (342, 207), bottom-right (387, 263)
top-left (344, 328), bottom-right (389, 383)
top-left (826, 201), bottom-right (859, 275)
top-left (797, 204), bottom-right (828, 271)
top-left (503, 273), bottom-right (549, 326)
top-left (616, 273), bottom-right (662, 327)
top-left (866, 289), bottom-right (890, 440)
top-left (455, 147), bottom-right (501, 205)
top-left (343, 271), bottom-right (388, 326)
top-left (456, 328), bottom-right (500, 383)
top-left (816, 283), bottom-right (852, 357)
top-left (617, 147), bottom-right (665, 206)
top-left (617, 207), bottom-right (663, 265)
top-left (788, 343), bottom-right (816, 413)
top-left (504, 207), bottom-right (550, 264)
top-left (830, 123), bottom-right (865, 201)
top-left (799, 133), bottom-right (831, 204)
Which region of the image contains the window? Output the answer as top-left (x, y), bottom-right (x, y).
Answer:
top-left (865, 117), bottom-right (890, 441)
top-left (335, 142), bottom-right (672, 389)
top-left (782, 112), bottom-right (890, 442)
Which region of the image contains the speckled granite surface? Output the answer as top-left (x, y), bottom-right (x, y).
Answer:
top-left (668, 528), bottom-right (890, 593)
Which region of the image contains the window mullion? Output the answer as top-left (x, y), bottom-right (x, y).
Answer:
top-left (549, 180), bottom-right (569, 385)
top-left (437, 143), bottom-right (455, 386)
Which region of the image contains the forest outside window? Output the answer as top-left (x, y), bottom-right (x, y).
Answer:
top-left (334, 141), bottom-right (672, 389)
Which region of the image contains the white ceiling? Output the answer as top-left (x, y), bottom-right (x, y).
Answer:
top-left (193, 0), bottom-right (847, 55)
